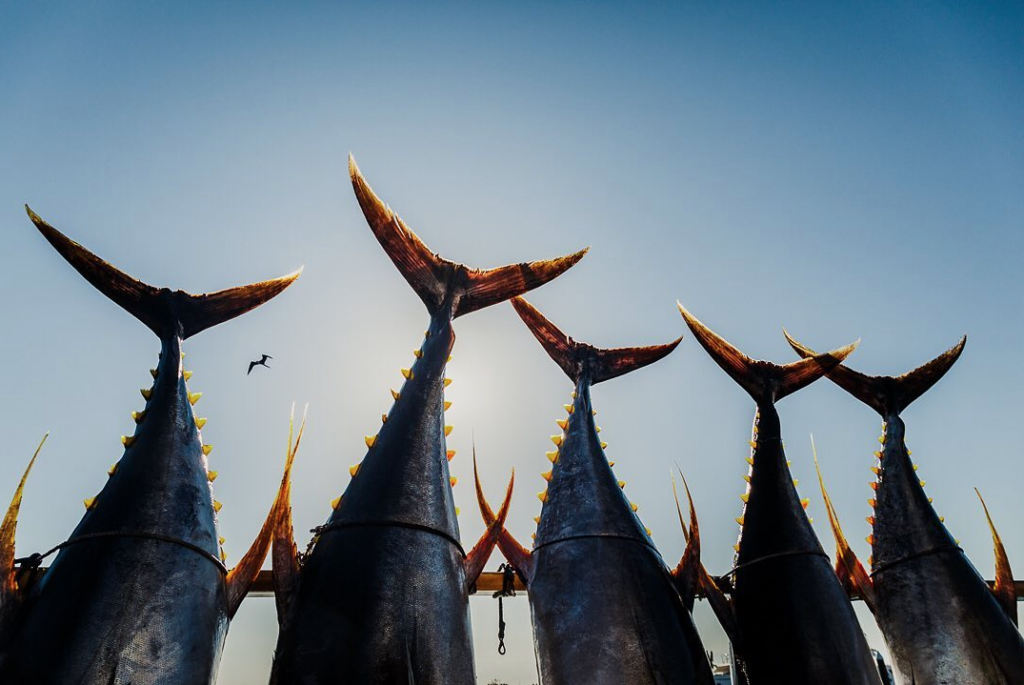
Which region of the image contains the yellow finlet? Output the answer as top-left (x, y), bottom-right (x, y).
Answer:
top-left (219, 536), bottom-right (225, 545)
top-left (913, 464), bottom-right (919, 471)
top-left (188, 391), bottom-right (202, 406)
top-left (630, 502), bottom-right (639, 512)
top-left (546, 450), bottom-right (559, 463)
top-left (455, 507), bottom-right (460, 516)
top-left (907, 449), bottom-right (912, 456)
top-left (208, 470), bottom-right (218, 482)
top-left (391, 389), bottom-right (401, 400)
top-left (534, 516), bottom-right (541, 524)
top-left (444, 425), bottom-right (453, 436)
top-left (939, 516), bottom-right (945, 523)
top-left (447, 449), bottom-right (456, 461)
top-left (195, 417), bottom-right (207, 430)
top-left (792, 479), bottom-right (800, 487)
top-left (183, 370), bottom-right (193, 381)
top-left (537, 491), bottom-right (547, 503)
top-left (213, 500), bottom-right (223, 513)
top-left (600, 441), bottom-right (608, 449)
top-left (645, 527), bottom-right (652, 536)
top-left (150, 368), bottom-right (158, 379)
top-left (121, 435), bottom-right (136, 448)
top-left (202, 444), bottom-right (213, 456)
top-left (550, 435), bottom-right (562, 446)
top-left (595, 426), bottom-right (602, 433)
top-left (140, 388), bottom-right (152, 400)
top-left (132, 410), bottom-right (146, 424)
top-left (591, 410), bottom-right (597, 416)
top-left (800, 498), bottom-right (810, 509)
top-left (878, 435), bottom-right (885, 444)
top-left (870, 466), bottom-right (880, 475)
top-left (541, 471), bottom-right (552, 482)
top-left (743, 474), bottom-right (751, 483)
top-left (413, 349), bottom-right (423, 358)
top-left (740, 493), bottom-right (749, 503)
top-left (571, 391), bottom-right (577, 398)
top-left (350, 464), bottom-right (360, 477)
top-left (563, 404), bottom-right (574, 414)
top-left (868, 498), bottom-right (877, 507)
top-left (444, 401), bottom-right (452, 411)
top-left (928, 497), bottom-right (933, 503)
top-left (220, 548), bottom-right (227, 563)
top-left (746, 457), bottom-right (754, 465)
top-left (444, 378), bottom-right (452, 387)
top-left (734, 544), bottom-right (741, 552)
top-left (365, 435), bottom-right (377, 448)
top-left (555, 419), bottom-right (568, 430)
top-left (735, 516), bottom-right (744, 525)
top-left (331, 496), bottom-right (342, 510)
top-left (107, 462), bottom-right (118, 477)
top-left (919, 480), bottom-right (926, 487)
top-left (748, 440), bottom-right (757, 449)
top-left (618, 480), bottom-right (626, 489)
top-left (450, 477), bottom-right (458, 487)
top-left (869, 482), bottom-right (879, 490)
top-left (608, 461), bottom-right (615, 467)
top-left (401, 368), bottom-right (413, 380)
top-left (866, 516), bottom-right (875, 525)
top-left (866, 534), bottom-right (874, 545)
top-left (873, 451), bottom-right (882, 459)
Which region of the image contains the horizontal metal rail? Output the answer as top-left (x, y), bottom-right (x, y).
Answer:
top-left (23, 568), bottom-right (1024, 599)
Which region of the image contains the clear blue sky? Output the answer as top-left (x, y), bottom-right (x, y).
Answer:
top-left (1, 2), bottom-right (1021, 682)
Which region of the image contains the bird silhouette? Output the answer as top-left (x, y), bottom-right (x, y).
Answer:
top-left (248, 354), bottom-right (273, 375)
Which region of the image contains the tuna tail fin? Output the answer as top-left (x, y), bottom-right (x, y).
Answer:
top-left (512, 297), bottom-right (682, 384)
top-left (975, 488), bottom-right (1018, 626)
top-left (226, 405), bottom-right (306, 619)
top-left (812, 436), bottom-right (876, 612)
top-left (0, 433), bottom-right (47, 631)
top-left (27, 206), bottom-right (302, 340)
top-left (349, 156), bottom-right (587, 319)
top-left (464, 456), bottom-right (515, 591)
top-left (678, 302), bottom-right (857, 403)
top-left (670, 471), bottom-right (738, 641)
top-left (474, 448), bottom-right (534, 583)
top-left (784, 330), bottom-right (966, 416)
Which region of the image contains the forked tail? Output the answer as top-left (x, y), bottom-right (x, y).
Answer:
top-left (678, 302), bottom-right (857, 404)
top-left (785, 330), bottom-right (966, 417)
top-left (27, 206), bottom-right (302, 340)
top-left (512, 296), bottom-right (681, 384)
top-left (349, 156), bottom-right (587, 319)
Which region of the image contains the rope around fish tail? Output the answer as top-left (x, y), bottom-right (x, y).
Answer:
top-left (492, 562), bottom-right (517, 655)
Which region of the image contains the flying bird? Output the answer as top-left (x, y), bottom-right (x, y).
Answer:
top-left (248, 354), bottom-right (272, 375)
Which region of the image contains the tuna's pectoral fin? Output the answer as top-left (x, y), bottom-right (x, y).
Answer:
top-left (271, 407), bottom-right (306, 626)
top-left (349, 156), bottom-right (587, 320)
top-left (670, 472), bottom-right (701, 612)
top-left (512, 296), bottom-right (682, 384)
top-left (226, 406), bottom-right (307, 619)
top-left (27, 206), bottom-right (302, 340)
top-left (678, 302), bottom-right (857, 404)
top-left (813, 437), bottom-right (876, 612)
top-left (975, 488), bottom-right (1017, 626)
top-left (464, 463), bottom-right (515, 591)
top-left (785, 330), bottom-right (966, 416)
top-left (473, 447), bottom-right (534, 583)
top-left (0, 433), bottom-right (47, 637)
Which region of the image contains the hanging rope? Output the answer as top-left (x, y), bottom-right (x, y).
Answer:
top-left (13, 530), bottom-right (228, 574)
top-left (491, 563), bottom-right (517, 655)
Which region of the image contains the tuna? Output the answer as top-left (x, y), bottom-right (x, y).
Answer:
top-left (476, 296), bottom-right (713, 684)
top-left (268, 156), bottom-right (585, 684)
top-left (677, 303), bottom-right (881, 685)
top-left (0, 208), bottom-right (303, 683)
top-left (788, 331), bottom-right (1024, 684)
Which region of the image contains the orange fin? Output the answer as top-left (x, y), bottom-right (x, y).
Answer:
top-left (670, 472), bottom-right (701, 612)
top-left (512, 297), bottom-right (681, 384)
top-left (27, 206), bottom-right (301, 340)
top-left (678, 303), bottom-right (857, 404)
top-left (813, 436), bottom-right (876, 612)
top-left (785, 330), bottom-right (965, 416)
top-left (473, 446), bottom-right (534, 583)
top-left (975, 488), bottom-right (1017, 626)
top-left (464, 462), bottom-right (515, 591)
top-left (349, 156), bottom-right (586, 320)
top-left (227, 405), bottom-right (306, 619)
top-left (0, 433), bottom-right (47, 628)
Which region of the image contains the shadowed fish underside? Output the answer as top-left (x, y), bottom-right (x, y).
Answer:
top-left (0, 209), bottom-right (302, 684)
top-left (678, 304), bottom-right (881, 685)
top-left (268, 156), bottom-right (584, 684)
top-left (478, 297), bottom-right (713, 685)
top-left (788, 332), bottom-right (1024, 685)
